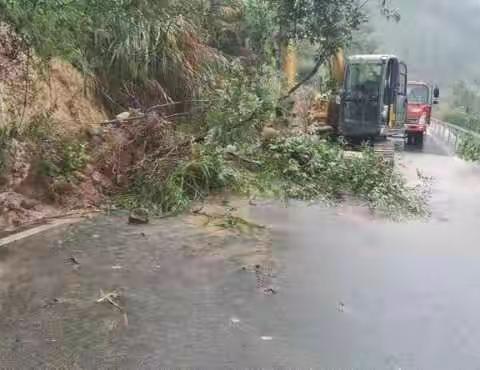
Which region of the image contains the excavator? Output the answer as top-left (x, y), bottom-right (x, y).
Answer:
top-left (286, 47), bottom-right (408, 161)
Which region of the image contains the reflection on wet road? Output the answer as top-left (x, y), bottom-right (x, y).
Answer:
top-left (2, 134), bottom-right (480, 368)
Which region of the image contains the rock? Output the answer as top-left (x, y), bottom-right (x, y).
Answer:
top-left (116, 111), bottom-right (131, 122)
top-left (20, 198), bottom-right (38, 210)
top-left (263, 287), bottom-right (278, 295)
top-left (66, 257), bottom-right (80, 265)
top-left (128, 208), bottom-right (149, 225)
top-left (261, 126), bottom-right (279, 143)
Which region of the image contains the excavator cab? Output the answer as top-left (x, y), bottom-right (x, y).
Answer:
top-left (338, 55), bottom-right (407, 140)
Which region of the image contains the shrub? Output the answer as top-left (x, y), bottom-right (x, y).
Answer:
top-left (118, 145), bottom-right (243, 214)
top-left (443, 109), bottom-right (480, 133)
top-left (457, 134), bottom-right (480, 162)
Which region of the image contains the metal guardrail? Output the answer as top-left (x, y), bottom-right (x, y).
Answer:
top-left (429, 118), bottom-right (480, 154)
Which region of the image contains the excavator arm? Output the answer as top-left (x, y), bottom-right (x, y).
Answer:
top-left (329, 50), bottom-right (346, 90)
top-left (280, 45), bottom-right (345, 131)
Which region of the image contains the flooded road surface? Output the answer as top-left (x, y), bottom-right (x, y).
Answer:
top-left (2, 134), bottom-right (480, 368)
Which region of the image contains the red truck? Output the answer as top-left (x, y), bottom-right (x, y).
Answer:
top-left (406, 81), bottom-right (439, 145)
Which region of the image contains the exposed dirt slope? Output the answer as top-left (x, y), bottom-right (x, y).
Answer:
top-left (0, 24), bottom-right (107, 129)
top-left (0, 24), bottom-right (108, 232)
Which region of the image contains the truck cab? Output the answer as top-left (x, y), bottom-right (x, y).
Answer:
top-left (406, 81), bottom-right (440, 145)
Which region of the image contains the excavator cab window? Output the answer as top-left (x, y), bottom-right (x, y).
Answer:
top-left (344, 63), bottom-right (382, 97)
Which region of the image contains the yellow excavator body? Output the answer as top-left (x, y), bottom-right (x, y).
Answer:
top-left (281, 45), bottom-right (345, 130)
top-left (311, 49), bottom-right (345, 128)
top-left (330, 50), bottom-right (346, 89)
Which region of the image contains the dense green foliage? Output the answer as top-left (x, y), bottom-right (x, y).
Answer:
top-left (0, 0), bottom-right (216, 108)
top-left (457, 134), bottom-right (480, 162)
top-left (442, 81), bottom-right (480, 133)
top-left (263, 136), bottom-right (427, 217)
top-left (120, 137), bottom-right (428, 218)
top-left (242, 0), bottom-right (277, 61)
top-left (443, 110), bottom-right (480, 134)
top-left (272, 0), bottom-right (363, 48)
top-left (0, 0), bottom-right (427, 218)
top-left (441, 82), bottom-right (480, 162)
top-left (448, 81), bottom-right (480, 115)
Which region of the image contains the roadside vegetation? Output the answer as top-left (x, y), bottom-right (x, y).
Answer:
top-left (441, 80), bottom-right (480, 161)
top-left (442, 80), bottom-right (480, 133)
top-left (0, 0), bottom-right (427, 223)
top-left (457, 134), bottom-right (480, 162)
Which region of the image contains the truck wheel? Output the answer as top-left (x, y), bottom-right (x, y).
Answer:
top-left (407, 134), bottom-right (413, 145)
top-left (416, 133), bottom-right (424, 145)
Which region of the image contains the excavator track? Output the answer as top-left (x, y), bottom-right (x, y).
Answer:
top-left (373, 139), bottom-right (395, 164)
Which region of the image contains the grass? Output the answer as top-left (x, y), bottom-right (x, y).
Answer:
top-left (0, 0), bottom-right (221, 110)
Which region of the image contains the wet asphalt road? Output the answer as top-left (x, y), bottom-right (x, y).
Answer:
top-left (250, 134), bottom-right (480, 369)
top-left (2, 134), bottom-right (480, 368)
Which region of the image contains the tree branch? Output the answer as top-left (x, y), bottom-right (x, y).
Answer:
top-left (282, 51), bottom-right (330, 98)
